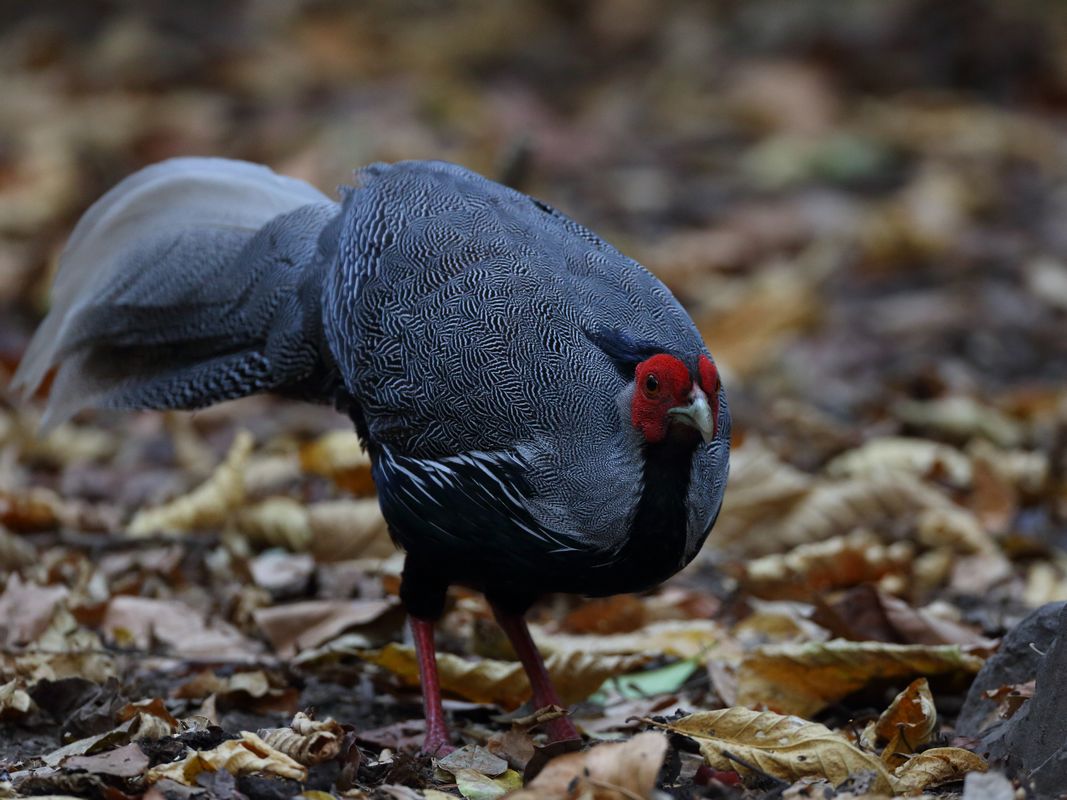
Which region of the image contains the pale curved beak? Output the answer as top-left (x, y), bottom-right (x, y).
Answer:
top-left (668, 384), bottom-right (715, 444)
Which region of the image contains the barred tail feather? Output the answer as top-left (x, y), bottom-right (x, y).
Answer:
top-left (11, 157), bottom-right (341, 429)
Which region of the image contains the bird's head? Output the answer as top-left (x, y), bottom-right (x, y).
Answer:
top-left (632, 353), bottom-right (721, 445)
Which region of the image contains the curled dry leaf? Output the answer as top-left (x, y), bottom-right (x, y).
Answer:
top-left (648, 708), bottom-right (893, 794)
top-left (127, 430), bottom-right (253, 536)
top-left (299, 429), bottom-right (376, 496)
top-left (362, 643), bottom-right (650, 708)
top-left (774, 473), bottom-right (953, 553)
top-left (737, 639), bottom-right (985, 717)
top-left (892, 747), bottom-right (988, 794)
top-left (738, 529), bottom-right (914, 601)
top-left (235, 497), bottom-right (393, 560)
top-left (873, 678), bottom-right (937, 767)
top-left (512, 731), bottom-right (668, 800)
top-left (259, 711), bottom-right (344, 766)
top-left (826, 436), bottom-right (973, 487)
top-left (6, 606), bottom-right (116, 684)
top-left (145, 731), bottom-right (307, 785)
top-left (534, 619), bottom-right (728, 660)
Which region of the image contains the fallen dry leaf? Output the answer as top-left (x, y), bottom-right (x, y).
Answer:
top-left (362, 643), bottom-right (650, 708)
top-left (648, 707), bottom-right (894, 793)
top-left (737, 639), bottom-right (985, 716)
top-left (873, 678), bottom-right (937, 767)
top-left (258, 711), bottom-right (345, 766)
top-left (102, 596), bottom-right (261, 659)
top-left (235, 497), bottom-right (393, 560)
top-left (891, 747), bottom-right (988, 794)
top-left (512, 731), bottom-right (668, 800)
top-left (534, 619), bottom-right (727, 660)
top-left (253, 598), bottom-right (400, 656)
top-left (738, 529), bottom-right (913, 601)
top-left (127, 430), bottom-right (253, 536)
top-left (826, 436), bottom-right (973, 487)
top-left (145, 731), bottom-right (306, 785)
top-left (62, 742), bottom-right (149, 778)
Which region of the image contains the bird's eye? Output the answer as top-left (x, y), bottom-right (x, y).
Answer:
top-left (644, 374), bottom-right (659, 394)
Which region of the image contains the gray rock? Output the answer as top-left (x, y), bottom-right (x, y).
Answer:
top-left (957, 600), bottom-right (1065, 738)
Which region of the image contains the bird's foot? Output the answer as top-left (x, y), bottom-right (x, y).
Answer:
top-left (544, 712), bottom-right (581, 744)
top-left (420, 728), bottom-right (455, 758)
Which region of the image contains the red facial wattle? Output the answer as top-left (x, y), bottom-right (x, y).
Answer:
top-left (632, 354), bottom-right (693, 443)
top-left (697, 354), bottom-right (721, 435)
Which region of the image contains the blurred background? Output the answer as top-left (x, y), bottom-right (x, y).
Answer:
top-left (4, 0), bottom-right (1067, 436)
top-left (1, 1), bottom-right (1067, 784)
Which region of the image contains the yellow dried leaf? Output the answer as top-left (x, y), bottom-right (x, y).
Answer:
top-left (826, 437), bottom-right (972, 487)
top-left (362, 643), bottom-right (649, 709)
top-left (874, 678), bottom-right (937, 767)
top-left (739, 529), bottom-right (913, 601)
top-left (737, 640), bottom-right (985, 717)
top-left (511, 731), bottom-right (668, 800)
top-left (145, 731), bottom-right (306, 785)
top-left (235, 497), bottom-right (392, 559)
top-left (648, 708), bottom-right (893, 793)
top-left (891, 747), bottom-right (987, 794)
top-left (533, 619), bottom-right (728, 660)
top-left (259, 712), bottom-right (344, 766)
top-left (300, 430), bottom-right (375, 496)
top-left (128, 430), bottom-right (253, 536)
top-left (775, 473), bottom-right (952, 552)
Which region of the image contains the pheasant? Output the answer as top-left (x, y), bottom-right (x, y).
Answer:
top-left (13, 158), bottom-right (730, 754)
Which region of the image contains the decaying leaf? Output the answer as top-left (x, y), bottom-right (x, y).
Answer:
top-left (145, 731), bottom-right (307, 785)
top-left (127, 430), bottom-right (253, 536)
top-left (738, 529), bottom-right (913, 601)
top-left (62, 742), bottom-right (149, 778)
top-left (737, 639), bottom-right (985, 716)
top-left (512, 731), bottom-right (668, 800)
top-left (0, 574), bottom-right (70, 646)
top-left (362, 643), bottom-right (650, 708)
top-left (648, 708), bottom-right (894, 793)
top-left (826, 436), bottom-right (973, 487)
top-left (259, 711), bottom-right (345, 765)
top-left (873, 678), bottom-right (937, 767)
top-left (892, 747), bottom-right (987, 794)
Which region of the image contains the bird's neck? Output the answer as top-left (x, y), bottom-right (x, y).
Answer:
top-left (589, 429), bottom-right (699, 594)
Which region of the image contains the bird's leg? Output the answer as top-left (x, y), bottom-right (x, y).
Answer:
top-left (410, 617), bottom-right (454, 756)
top-left (490, 604), bottom-right (581, 742)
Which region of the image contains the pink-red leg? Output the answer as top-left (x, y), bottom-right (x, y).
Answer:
top-left (491, 605), bottom-right (581, 742)
top-left (411, 617), bottom-right (454, 755)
